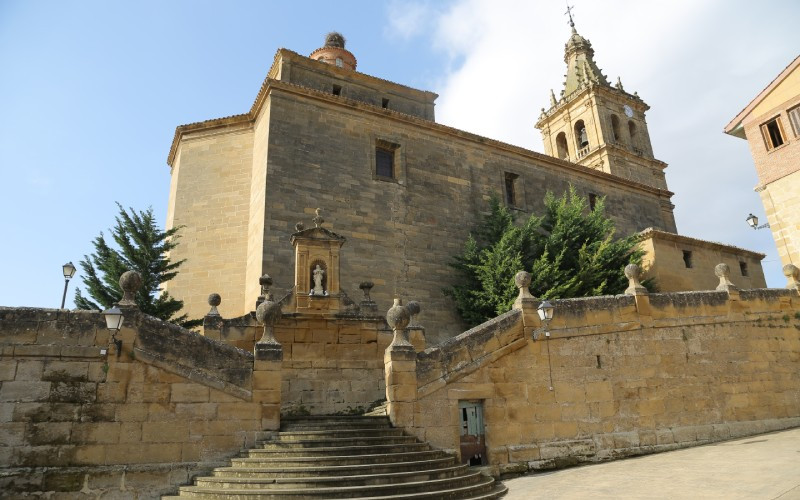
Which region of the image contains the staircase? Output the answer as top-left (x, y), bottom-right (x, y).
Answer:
top-left (165, 415), bottom-right (507, 499)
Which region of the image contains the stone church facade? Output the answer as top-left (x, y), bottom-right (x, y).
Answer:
top-left (165, 30), bottom-right (765, 341)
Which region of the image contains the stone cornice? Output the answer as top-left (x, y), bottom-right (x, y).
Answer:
top-left (167, 79), bottom-right (675, 201)
top-left (536, 84), bottom-right (649, 129)
top-left (637, 228), bottom-right (766, 259)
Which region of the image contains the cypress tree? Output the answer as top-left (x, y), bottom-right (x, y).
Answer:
top-left (445, 187), bottom-right (651, 327)
top-left (74, 203), bottom-right (200, 328)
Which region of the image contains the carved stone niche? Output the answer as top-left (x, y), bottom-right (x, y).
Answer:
top-left (291, 225), bottom-right (346, 314)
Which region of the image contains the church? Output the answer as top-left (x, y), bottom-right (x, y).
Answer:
top-left (164, 26), bottom-right (765, 340)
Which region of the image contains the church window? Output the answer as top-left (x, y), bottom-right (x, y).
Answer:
top-left (682, 250), bottom-right (693, 269)
top-left (382, 98), bottom-right (390, 109)
top-left (761, 117), bottom-right (785, 150)
top-left (335, 57), bottom-right (343, 68)
top-left (555, 132), bottom-right (569, 159)
top-left (332, 84), bottom-right (342, 96)
top-left (588, 193), bottom-right (597, 211)
top-left (789, 106), bottom-right (800, 136)
top-left (628, 121), bottom-right (637, 142)
top-left (376, 147), bottom-right (394, 178)
top-left (610, 115), bottom-right (621, 143)
top-left (504, 172), bottom-right (519, 206)
top-left (739, 261), bottom-right (749, 277)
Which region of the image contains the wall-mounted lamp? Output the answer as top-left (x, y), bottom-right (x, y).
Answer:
top-left (60, 261), bottom-right (76, 309)
top-left (746, 213), bottom-right (770, 230)
top-left (103, 306), bottom-right (124, 357)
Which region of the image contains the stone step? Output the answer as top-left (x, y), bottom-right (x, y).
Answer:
top-left (261, 435), bottom-right (417, 449)
top-left (247, 443), bottom-right (430, 457)
top-left (230, 449), bottom-right (449, 468)
top-left (211, 457), bottom-right (458, 479)
top-left (280, 416), bottom-right (391, 428)
top-left (196, 465), bottom-right (468, 489)
top-left (178, 471), bottom-right (489, 498)
top-left (275, 428), bottom-right (404, 440)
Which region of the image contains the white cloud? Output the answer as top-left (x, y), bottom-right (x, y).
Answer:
top-left (385, 0), bottom-right (436, 40)
top-left (409, 0), bottom-right (799, 286)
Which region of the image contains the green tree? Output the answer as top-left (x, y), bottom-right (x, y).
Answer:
top-left (445, 187), bottom-right (651, 327)
top-left (74, 203), bottom-right (200, 328)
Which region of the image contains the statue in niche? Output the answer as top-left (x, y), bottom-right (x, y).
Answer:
top-left (311, 264), bottom-right (326, 295)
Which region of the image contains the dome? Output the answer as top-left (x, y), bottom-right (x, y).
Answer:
top-left (310, 32), bottom-right (357, 71)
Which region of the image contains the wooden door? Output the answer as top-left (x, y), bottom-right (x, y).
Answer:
top-left (459, 400), bottom-right (486, 466)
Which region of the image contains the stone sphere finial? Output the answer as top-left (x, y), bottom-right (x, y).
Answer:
top-left (207, 293), bottom-right (221, 316)
top-left (118, 270), bottom-right (142, 307)
top-left (715, 263), bottom-right (738, 292)
top-left (325, 32), bottom-right (346, 49)
top-left (624, 264), bottom-right (647, 296)
top-left (359, 281), bottom-right (374, 302)
top-left (255, 298), bottom-right (282, 346)
top-left (513, 271), bottom-right (535, 306)
top-left (295, 222), bottom-right (304, 232)
top-left (386, 298), bottom-right (412, 349)
top-left (406, 300), bottom-right (421, 327)
top-left (783, 264), bottom-right (800, 290)
top-left (515, 271), bottom-right (532, 289)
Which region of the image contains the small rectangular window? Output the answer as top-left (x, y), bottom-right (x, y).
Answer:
top-left (588, 193), bottom-right (597, 211)
top-left (332, 84), bottom-right (342, 96)
top-left (788, 105), bottom-right (800, 137)
top-left (761, 117), bottom-right (785, 150)
top-left (504, 172), bottom-right (519, 206)
top-left (682, 250), bottom-right (693, 269)
top-left (382, 98), bottom-right (390, 109)
top-left (376, 147), bottom-right (395, 178)
top-left (739, 261), bottom-right (749, 277)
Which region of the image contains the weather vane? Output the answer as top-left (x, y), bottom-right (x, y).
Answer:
top-left (565, 3), bottom-right (575, 28)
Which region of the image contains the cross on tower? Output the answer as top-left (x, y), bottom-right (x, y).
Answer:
top-left (565, 3), bottom-right (575, 27)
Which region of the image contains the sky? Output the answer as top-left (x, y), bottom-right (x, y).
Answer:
top-left (1, 0), bottom-right (797, 310)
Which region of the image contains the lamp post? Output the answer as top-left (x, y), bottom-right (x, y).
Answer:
top-left (534, 300), bottom-right (556, 392)
top-left (746, 213), bottom-right (770, 230)
top-left (103, 306), bottom-right (124, 357)
top-left (60, 262), bottom-right (76, 309)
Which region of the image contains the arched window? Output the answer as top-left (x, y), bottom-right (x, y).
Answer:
top-left (628, 121), bottom-right (637, 144)
top-left (556, 132), bottom-right (569, 159)
top-left (335, 57), bottom-right (343, 68)
top-left (610, 115), bottom-right (621, 143)
top-left (574, 120), bottom-right (589, 150)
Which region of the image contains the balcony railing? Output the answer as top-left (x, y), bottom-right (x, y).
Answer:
top-left (576, 146), bottom-right (591, 159)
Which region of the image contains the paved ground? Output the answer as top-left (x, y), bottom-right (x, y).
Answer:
top-left (503, 427), bottom-right (800, 499)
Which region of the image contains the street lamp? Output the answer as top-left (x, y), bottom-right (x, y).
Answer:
top-left (60, 262), bottom-right (77, 309)
top-left (103, 306), bottom-right (124, 356)
top-left (746, 213), bottom-right (770, 230)
top-left (534, 300), bottom-right (556, 392)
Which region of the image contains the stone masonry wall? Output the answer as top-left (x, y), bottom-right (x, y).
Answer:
top-left (760, 170), bottom-right (800, 269)
top-left (0, 307), bottom-right (277, 498)
top-left (205, 310), bottom-right (425, 415)
top-left (256, 84), bottom-right (676, 343)
top-left (396, 287), bottom-right (800, 476)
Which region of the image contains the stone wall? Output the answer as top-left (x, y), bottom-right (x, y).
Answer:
top-left (385, 279), bottom-right (800, 476)
top-left (0, 307), bottom-right (280, 498)
top-left (205, 309), bottom-right (425, 415)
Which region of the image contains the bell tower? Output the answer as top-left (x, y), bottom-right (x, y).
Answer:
top-left (535, 17), bottom-right (669, 192)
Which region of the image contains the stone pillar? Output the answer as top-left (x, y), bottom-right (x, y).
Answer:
top-left (715, 263), bottom-right (740, 300)
top-left (512, 271), bottom-right (541, 338)
top-left (384, 298), bottom-right (417, 429)
top-left (254, 298), bottom-right (283, 431)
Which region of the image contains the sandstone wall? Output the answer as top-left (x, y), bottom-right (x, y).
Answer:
top-left (0, 307), bottom-right (276, 498)
top-left (396, 288), bottom-right (800, 476)
top-left (759, 170), bottom-right (800, 270)
top-left (205, 310), bottom-right (425, 415)
top-left (257, 84), bottom-right (676, 343)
